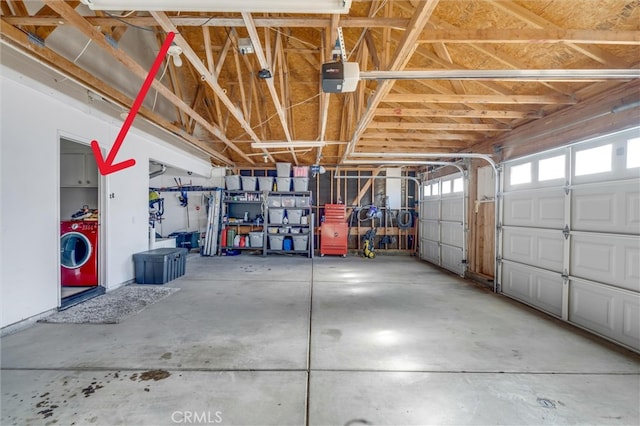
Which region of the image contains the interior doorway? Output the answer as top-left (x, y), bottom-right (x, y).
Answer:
top-left (59, 138), bottom-right (105, 308)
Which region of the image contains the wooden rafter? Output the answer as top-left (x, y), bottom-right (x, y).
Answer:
top-left (342, 0), bottom-right (441, 163)
top-left (361, 132), bottom-right (481, 141)
top-left (417, 28), bottom-right (640, 45)
top-left (42, 0), bottom-right (254, 164)
top-left (490, 0), bottom-right (629, 66)
top-left (151, 11), bottom-right (264, 164)
top-left (375, 108), bottom-right (538, 119)
top-left (241, 12), bottom-right (297, 164)
top-left (0, 18), bottom-right (234, 165)
top-left (383, 93), bottom-right (576, 104)
top-left (3, 16), bottom-right (411, 29)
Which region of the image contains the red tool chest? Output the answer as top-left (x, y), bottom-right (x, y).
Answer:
top-left (320, 204), bottom-right (348, 256)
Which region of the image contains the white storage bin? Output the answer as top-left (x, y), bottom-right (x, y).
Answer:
top-left (276, 162), bottom-right (291, 177)
top-left (281, 196), bottom-right (296, 207)
top-left (241, 176), bottom-right (257, 191)
top-left (295, 197), bottom-right (311, 207)
top-left (287, 209), bottom-right (302, 224)
top-left (268, 196), bottom-right (281, 207)
top-left (293, 177), bottom-right (309, 191)
top-left (225, 175), bottom-right (241, 190)
top-left (293, 234), bottom-right (309, 251)
top-left (276, 177), bottom-right (291, 192)
top-left (258, 176), bottom-right (273, 192)
top-left (249, 232), bottom-right (264, 248)
top-left (269, 235), bottom-right (284, 250)
top-left (269, 208), bottom-right (285, 224)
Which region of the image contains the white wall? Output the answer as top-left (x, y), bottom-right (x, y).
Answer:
top-left (0, 62), bottom-right (214, 328)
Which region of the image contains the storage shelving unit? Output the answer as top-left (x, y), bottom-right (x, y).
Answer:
top-left (219, 190), bottom-right (266, 254)
top-left (264, 191), bottom-right (314, 258)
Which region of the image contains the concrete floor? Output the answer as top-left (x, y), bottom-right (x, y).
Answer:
top-left (2, 254), bottom-right (639, 425)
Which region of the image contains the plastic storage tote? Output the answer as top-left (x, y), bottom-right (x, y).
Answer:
top-left (293, 234), bottom-right (309, 251)
top-left (269, 208), bottom-right (285, 224)
top-left (287, 209), bottom-right (303, 224)
top-left (249, 232), bottom-right (264, 248)
top-left (268, 234), bottom-right (284, 250)
top-left (276, 162), bottom-right (291, 177)
top-left (293, 177), bottom-right (309, 191)
top-left (225, 175), bottom-right (241, 190)
top-left (276, 177), bottom-right (291, 192)
top-left (241, 176), bottom-right (257, 191)
top-left (258, 176), bottom-right (273, 192)
top-left (133, 248), bottom-right (188, 284)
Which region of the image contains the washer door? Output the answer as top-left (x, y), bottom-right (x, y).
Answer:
top-left (61, 232), bottom-right (92, 269)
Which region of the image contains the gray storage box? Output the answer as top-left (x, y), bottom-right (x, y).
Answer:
top-left (133, 248), bottom-right (188, 284)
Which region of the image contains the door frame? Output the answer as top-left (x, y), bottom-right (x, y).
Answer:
top-left (57, 132), bottom-right (107, 306)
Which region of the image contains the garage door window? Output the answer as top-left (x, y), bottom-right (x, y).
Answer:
top-left (453, 177), bottom-right (463, 192)
top-left (539, 155), bottom-right (565, 181)
top-left (432, 182), bottom-right (439, 196)
top-left (575, 144), bottom-right (612, 176)
top-left (510, 162), bottom-right (531, 185)
top-left (442, 180), bottom-right (451, 194)
top-left (627, 137), bottom-right (640, 169)
top-left (423, 185), bottom-right (431, 197)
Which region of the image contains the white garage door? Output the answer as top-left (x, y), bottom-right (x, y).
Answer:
top-left (499, 127), bottom-right (640, 351)
top-left (420, 173), bottom-right (467, 276)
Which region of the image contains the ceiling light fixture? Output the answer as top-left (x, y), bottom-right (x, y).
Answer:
top-left (251, 141), bottom-right (327, 149)
top-left (80, 0), bottom-right (352, 13)
top-left (167, 42), bottom-right (182, 67)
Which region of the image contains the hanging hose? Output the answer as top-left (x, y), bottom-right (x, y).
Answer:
top-left (397, 210), bottom-right (413, 230)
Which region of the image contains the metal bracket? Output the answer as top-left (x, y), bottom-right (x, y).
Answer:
top-left (562, 225), bottom-right (570, 240)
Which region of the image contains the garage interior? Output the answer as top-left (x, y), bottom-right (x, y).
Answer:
top-left (1, 1), bottom-right (639, 425)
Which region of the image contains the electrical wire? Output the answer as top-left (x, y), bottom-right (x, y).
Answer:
top-left (104, 11), bottom-right (156, 32)
top-left (151, 59), bottom-right (170, 112)
top-left (73, 39), bottom-right (92, 63)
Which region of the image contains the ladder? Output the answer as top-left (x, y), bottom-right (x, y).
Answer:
top-left (201, 189), bottom-right (222, 256)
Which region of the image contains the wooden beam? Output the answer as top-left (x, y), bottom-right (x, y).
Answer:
top-left (369, 122), bottom-right (510, 131)
top-left (383, 93), bottom-right (576, 104)
top-left (42, 1), bottom-right (254, 164)
top-left (0, 19), bottom-right (234, 165)
top-left (361, 132), bottom-right (481, 141)
top-left (375, 108), bottom-right (538, 119)
top-left (151, 11), bottom-right (262, 163)
top-left (351, 168), bottom-right (382, 206)
top-left (3, 16), bottom-right (410, 28)
top-left (490, 0), bottom-right (628, 66)
top-left (242, 13), bottom-right (294, 146)
top-left (202, 26), bottom-right (225, 130)
top-left (342, 0), bottom-right (441, 163)
top-left (358, 140), bottom-right (468, 148)
top-left (417, 28), bottom-right (640, 45)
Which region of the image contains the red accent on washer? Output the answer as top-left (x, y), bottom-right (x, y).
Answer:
top-left (60, 221), bottom-right (98, 286)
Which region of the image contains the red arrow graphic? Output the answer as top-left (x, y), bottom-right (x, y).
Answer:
top-left (91, 31), bottom-right (176, 175)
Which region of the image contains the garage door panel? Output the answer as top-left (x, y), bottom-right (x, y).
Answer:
top-left (502, 228), bottom-right (564, 272)
top-left (441, 221), bottom-right (463, 247)
top-left (422, 239), bottom-right (439, 264)
top-left (423, 220), bottom-right (439, 241)
top-left (503, 191), bottom-right (564, 228)
top-left (441, 245), bottom-right (464, 275)
top-left (442, 197), bottom-right (463, 221)
top-left (571, 233), bottom-right (640, 292)
top-left (570, 279), bottom-right (640, 350)
top-left (423, 201), bottom-right (440, 220)
top-left (572, 181), bottom-right (640, 234)
top-left (502, 262), bottom-right (563, 317)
